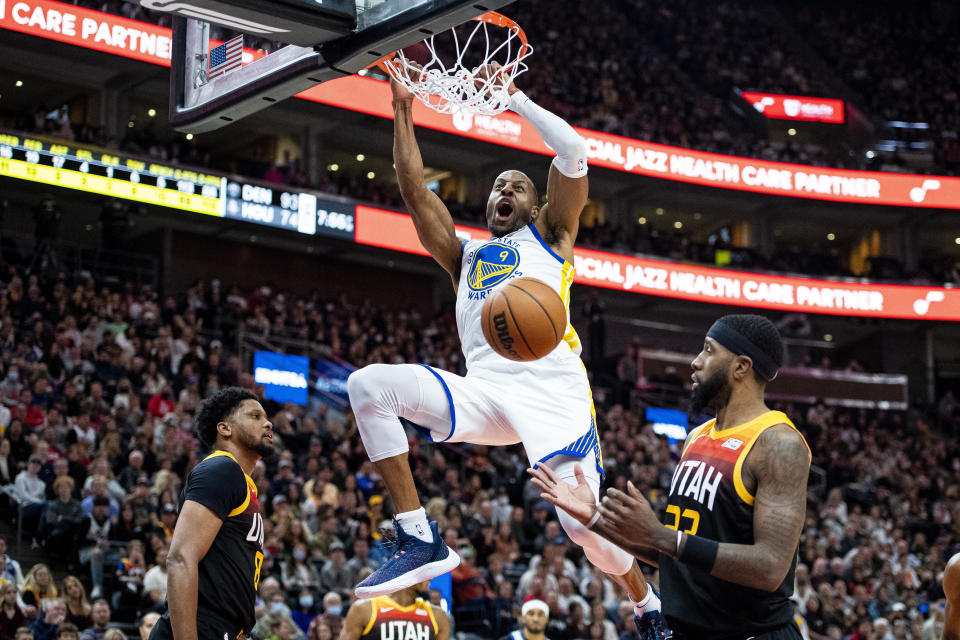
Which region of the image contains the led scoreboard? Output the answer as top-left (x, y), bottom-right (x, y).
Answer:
top-left (0, 133), bottom-right (223, 215)
top-left (223, 180), bottom-right (355, 239)
top-left (0, 131), bottom-right (356, 240)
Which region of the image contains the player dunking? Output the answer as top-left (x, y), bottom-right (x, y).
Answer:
top-left (339, 581), bottom-right (449, 640)
top-left (150, 387), bottom-right (273, 640)
top-left (531, 315), bottom-right (811, 640)
top-left (347, 64), bottom-right (667, 637)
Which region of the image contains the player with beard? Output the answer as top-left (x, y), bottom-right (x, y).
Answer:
top-left (347, 63), bottom-right (666, 637)
top-left (340, 581), bottom-right (449, 640)
top-left (150, 387), bottom-right (273, 640)
top-left (530, 314), bottom-right (811, 640)
top-left (500, 600), bottom-right (551, 640)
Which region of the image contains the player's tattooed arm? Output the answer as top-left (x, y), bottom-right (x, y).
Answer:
top-left (705, 424), bottom-right (810, 591)
top-left (391, 76), bottom-right (462, 287)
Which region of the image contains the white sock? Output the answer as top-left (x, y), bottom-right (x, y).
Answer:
top-left (634, 584), bottom-right (661, 617)
top-left (396, 507), bottom-right (433, 543)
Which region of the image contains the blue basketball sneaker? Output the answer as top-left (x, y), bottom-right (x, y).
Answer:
top-left (634, 584), bottom-right (672, 640)
top-left (354, 519), bottom-right (460, 599)
top-left (634, 609), bottom-right (671, 640)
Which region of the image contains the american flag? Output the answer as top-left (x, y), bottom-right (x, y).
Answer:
top-left (208, 35), bottom-right (243, 80)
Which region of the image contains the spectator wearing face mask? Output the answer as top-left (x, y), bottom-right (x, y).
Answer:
top-left (290, 589), bottom-right (318, 634)
top-left (315, 593), bottom-right (342, 640)
top-left (281, 543), bottom-right (319, 594)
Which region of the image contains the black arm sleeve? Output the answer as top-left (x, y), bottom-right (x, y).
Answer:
top-left (183, 456), bottom-right (247, 521)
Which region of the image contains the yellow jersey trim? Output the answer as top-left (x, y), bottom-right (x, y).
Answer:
top-left (362, 600), bottom-right (378, 636)
top-left (560, 261), bottom-right (579, 352)
top-left (731, 426), bottom-right (770, 506)
top-left (705, 410), bottom-right (791, 441)
top-left (714, 411), bottom-right (805, 506)
top-left (202, 450), bottom-right (257, 517)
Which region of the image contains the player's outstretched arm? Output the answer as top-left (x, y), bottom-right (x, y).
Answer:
top-left (391, 75), bottom-right (462, 286)
top-left (944, 554), bottom-right (960, 640)
top-left (530, 424), bottom-right (809, 590)
top-left (166, 500), bottom-right (223, 640)
top-left (339, 600), bottom-right (372, 640)
top-left (491, 64), bottom-right (588, 244)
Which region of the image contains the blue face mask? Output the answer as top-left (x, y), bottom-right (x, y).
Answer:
top-left (325, 606), bottom-right (342, 617)
top-left (299, 596), bottom-right (313, 609)
top-left (270, 602), bottom-right (286, 614)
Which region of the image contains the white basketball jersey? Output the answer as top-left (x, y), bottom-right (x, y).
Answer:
top-left (456, 223), bottom-right (582, 373)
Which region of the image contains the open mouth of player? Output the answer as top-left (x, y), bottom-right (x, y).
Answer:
top-left (495, 199), bottom-right (514, 222)
top-left (691, 374), bottom-right (699, 390)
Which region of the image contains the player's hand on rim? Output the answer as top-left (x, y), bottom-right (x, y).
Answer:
top-left (389, 58), bottom-right (426, 103)
top-left (473, 61), bottom-right (518, 97)
top-left (527, 462), bottom-right (596, 525)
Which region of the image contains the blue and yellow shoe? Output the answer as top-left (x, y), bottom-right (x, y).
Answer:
top-left (354, 520), bottom-right (460, 599)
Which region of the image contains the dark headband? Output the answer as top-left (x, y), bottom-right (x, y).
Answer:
top-left (706, 320), bottom-right (779, 381)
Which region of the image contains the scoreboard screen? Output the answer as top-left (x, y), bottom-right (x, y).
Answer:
top-left (223, 181), bottom-right (355, 239)
top-left (0, 133), bottom-right (224, 216)
top-left (0, 131), bottom-right (356, 240)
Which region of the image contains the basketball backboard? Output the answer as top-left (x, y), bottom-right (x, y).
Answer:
top-left (143, 0), bottom-right (513, 133)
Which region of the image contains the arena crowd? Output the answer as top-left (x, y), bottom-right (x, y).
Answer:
top-left (0, 265), bottom-right (955, 640)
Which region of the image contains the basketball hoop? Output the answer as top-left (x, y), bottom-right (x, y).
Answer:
top-left (376, 11), bottom-right (532, 116)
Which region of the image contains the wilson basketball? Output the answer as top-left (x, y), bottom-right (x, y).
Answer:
top-left (481, 277), bottom-right (567, 361)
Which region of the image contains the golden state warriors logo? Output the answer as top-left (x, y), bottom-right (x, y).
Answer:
top-left (469, 243), bottom-right (520, 291)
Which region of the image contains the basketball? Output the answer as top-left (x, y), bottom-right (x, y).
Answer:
top-left (481, 277), bottom-right (567, 362)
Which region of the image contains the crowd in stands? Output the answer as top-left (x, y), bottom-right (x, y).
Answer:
top-left (59, 0), bottom-right (958, 177)
top-left (0, 262), bottom-right (956, 640)
top-left (791, 3), bottom-right (960, 176)
top-left (509, 0), bottom-right (835, 170)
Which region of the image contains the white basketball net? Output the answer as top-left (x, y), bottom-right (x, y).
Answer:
top-left (381, 12), bottom-right (533, 116)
